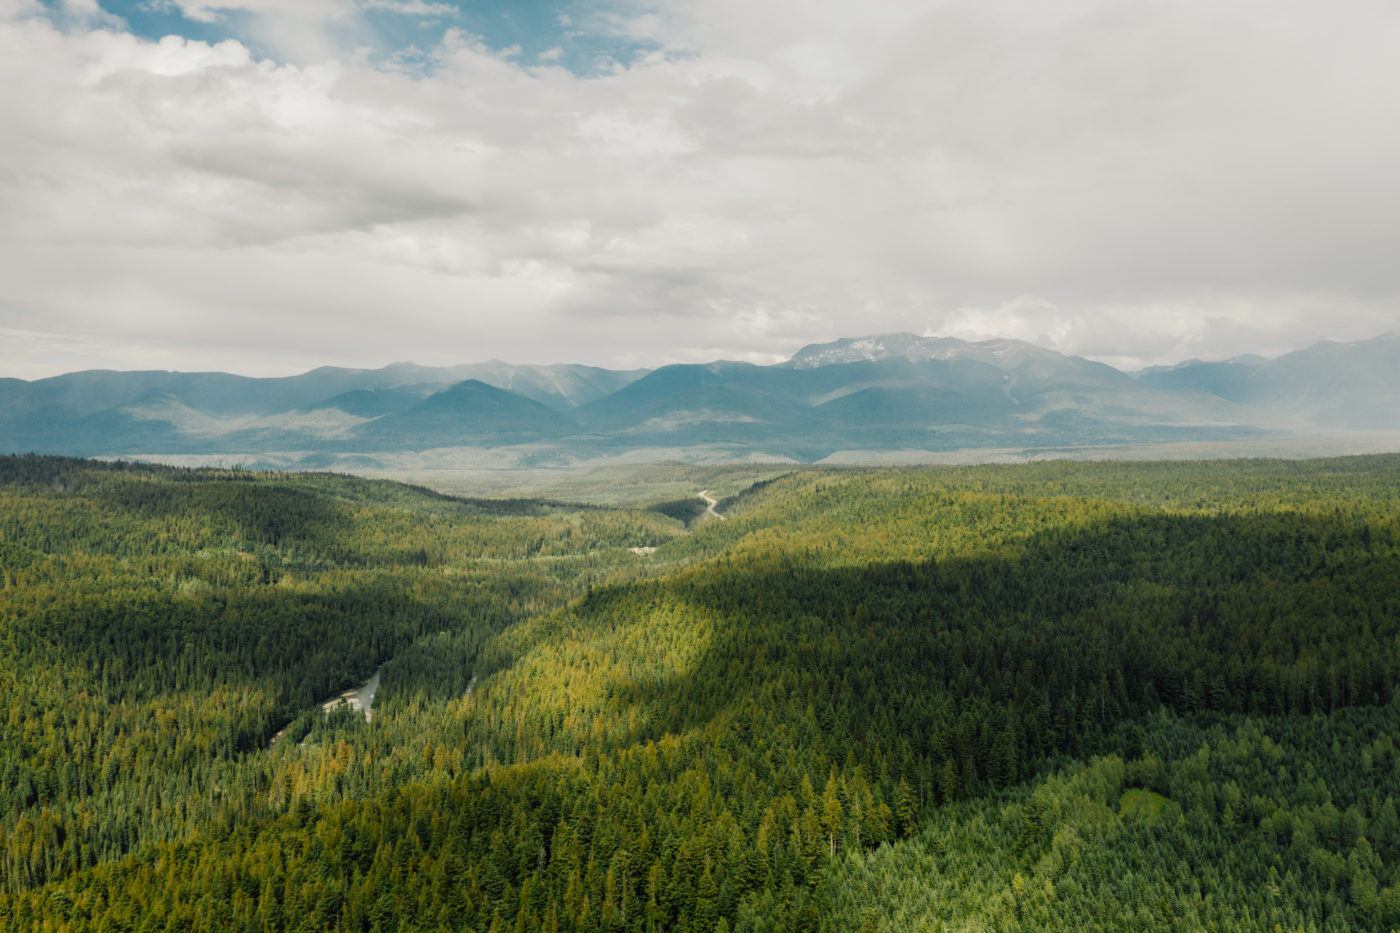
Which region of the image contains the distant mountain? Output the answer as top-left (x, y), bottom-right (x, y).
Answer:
top-left (787, 333), bottom-right (1098, 373)
top-left (1134, 333), bottom-right (1400, 429)
top-left (577, 361), bottom-right (774, 427)
top-left (353, 380), bottom-right (577, 448)
top-left (1135, 358), bottom-right (1265, 401)
top-left (0, 333), bottom-right (1394, 468)
top-left (446, 361), bottom-right (646, 411)
top-left (571, 337), bottom-right (1252, 459)
top-left (0, 361), bottom-right (645, 457)
top-left (311, 386), bottom-right (437, 419)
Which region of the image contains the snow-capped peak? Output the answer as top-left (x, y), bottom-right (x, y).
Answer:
top-left (785, 334), bottom-right (1058, 370)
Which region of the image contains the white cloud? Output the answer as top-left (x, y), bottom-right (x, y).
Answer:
top-left (162, 0), bottom-right (458, 26)
top-left (2, 0), bottom-right (1399, 379)
top-left (0, 0), bottom-right (41, 17)
top-left (61, 0), bottom-right (110, 18)
top-left (360, 0), bottom-right (456, 16)
top-left (33, 0), bottom-right (125, 28)
top-left (934, 291), bottom-right (1396, 371)
top-left (164, 0), bottom-right (351, 23)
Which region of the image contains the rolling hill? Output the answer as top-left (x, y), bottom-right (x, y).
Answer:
top-left (4, 454), bottom-right (1400, 931)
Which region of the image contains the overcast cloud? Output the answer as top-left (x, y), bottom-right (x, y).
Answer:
top-left (1, 0), bottom-right (1397, 378)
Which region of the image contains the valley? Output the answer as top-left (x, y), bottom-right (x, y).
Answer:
top-left (697, 489), bottom-right (725, 521)
top-left (1, 453), bottom-right (1399, 930)
top-left (10, 4), bottom-right (1398, 929)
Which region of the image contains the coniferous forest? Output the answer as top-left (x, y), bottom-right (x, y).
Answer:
top-left (2, 452), bottom-right (1399, 931)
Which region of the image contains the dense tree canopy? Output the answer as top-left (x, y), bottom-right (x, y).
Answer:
top-left (1, 452), bottom-right (1398, 931)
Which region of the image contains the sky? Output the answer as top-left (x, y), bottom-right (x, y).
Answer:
top-left (2, 0), bottom-right (1398, 379)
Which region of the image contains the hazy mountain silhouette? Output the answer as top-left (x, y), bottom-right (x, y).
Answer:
top-left (1, 334), bottom-right (1394, 465)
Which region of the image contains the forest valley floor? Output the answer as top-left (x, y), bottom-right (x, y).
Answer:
top-left (1, 453), bottom-right (1399, 931)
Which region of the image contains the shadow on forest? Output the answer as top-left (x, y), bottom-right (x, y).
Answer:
top-left (93, 479), bottom-right (349, 547)
top-left (565, 507), bottom-right (1399, 774)
top-left (32, 571), bottom-right (437, 715)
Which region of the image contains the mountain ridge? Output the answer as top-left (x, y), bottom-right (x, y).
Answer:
top-left (1, 333), bottom-right (1395, 467)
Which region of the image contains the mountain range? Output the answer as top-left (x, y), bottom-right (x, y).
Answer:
top-left (2, 333), bottom-right (1398, 468)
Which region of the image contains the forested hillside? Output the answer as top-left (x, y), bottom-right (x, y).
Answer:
top-left (1, 454), bottom-right (1398, 931)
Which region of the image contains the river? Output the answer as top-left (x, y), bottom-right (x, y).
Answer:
top-left (267, 666), bottom-right (382, 750)
top-left (323, 666), bottom-right (381, 722)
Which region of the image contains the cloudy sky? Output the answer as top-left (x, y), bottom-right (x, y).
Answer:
top-left (2, 0), bottom-right (1398, 379)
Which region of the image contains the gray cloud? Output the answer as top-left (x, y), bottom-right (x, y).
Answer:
top-left (1, 0), bottom-right (1398, 379)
